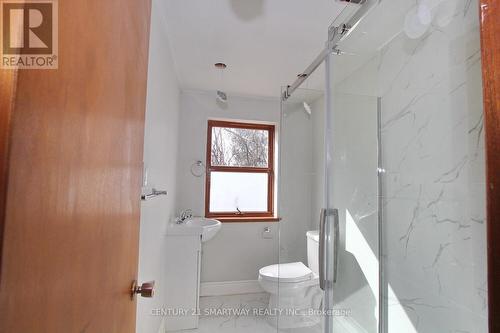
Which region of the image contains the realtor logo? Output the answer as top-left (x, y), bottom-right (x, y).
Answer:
top-left (1, 0), bottom-right (58, 69)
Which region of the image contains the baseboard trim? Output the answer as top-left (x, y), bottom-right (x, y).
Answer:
top-left (200, 280), bottom-right (263, 296)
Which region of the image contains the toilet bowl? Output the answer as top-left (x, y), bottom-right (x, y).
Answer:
top-left (258, 230), bottom-right (322, 329)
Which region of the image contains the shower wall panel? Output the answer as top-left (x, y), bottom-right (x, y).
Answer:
top-left (337, 0), bottom-right (487, 331)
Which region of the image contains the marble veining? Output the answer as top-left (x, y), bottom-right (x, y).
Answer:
top-left (337, 0), bottom-right (487, 331)
top-left (378, 0), bottom-right (487, 329)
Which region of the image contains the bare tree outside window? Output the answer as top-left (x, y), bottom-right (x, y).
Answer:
top-left (211, 127), bottom-right (269, 167)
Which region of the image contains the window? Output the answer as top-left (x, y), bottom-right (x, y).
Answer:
top-left (205, 120), bottom-right (276, 221)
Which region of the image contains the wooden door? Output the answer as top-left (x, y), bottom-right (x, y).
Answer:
top-left (0, 0), bottom-right (151, 332)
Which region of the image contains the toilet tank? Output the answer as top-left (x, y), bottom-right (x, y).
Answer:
top-left (306, 230), bottom-right (320, 274)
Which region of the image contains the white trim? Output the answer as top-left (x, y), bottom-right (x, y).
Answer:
top-left (207, 117), bottom-right (277, 127)
top-left (200, 280), bottom-right (263, 297)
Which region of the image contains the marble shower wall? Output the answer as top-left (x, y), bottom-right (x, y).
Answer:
top-left (337, 0), bottom-right (487, 331)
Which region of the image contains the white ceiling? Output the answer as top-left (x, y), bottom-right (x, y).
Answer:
top-left (157, 0), bottom-right (417, 99)
top-left (158, 0), bottom-right (348, 99)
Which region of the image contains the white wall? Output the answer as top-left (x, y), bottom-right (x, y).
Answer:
top-left (176, 90), bottom-right (280, 282)
top-left (279, 94), bottom-right (327, 266)
top-left (136, 2), bottom-right (181, 332)
top-left (279, 100), bottom-right (313, 265)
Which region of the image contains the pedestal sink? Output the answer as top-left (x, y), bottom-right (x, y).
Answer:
top-left (164, 216), bottom-right (222, 330)
top-left (166, 217), bottom-right (221, 242)
top-left (184, 217), bottom-right (221, 242)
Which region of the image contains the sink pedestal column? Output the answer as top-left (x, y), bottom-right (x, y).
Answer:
top-left (164, 234), bottom-right (202, 331)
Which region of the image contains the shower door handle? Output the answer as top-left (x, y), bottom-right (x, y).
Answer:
top-left (319, 208), bottom-right (326, 290)
top-left (319, 208), bottom-right (332, 291)
top-left (332, 209), bottom-right (339, 284)
top-left (319, 208), bottom-right (339, 291)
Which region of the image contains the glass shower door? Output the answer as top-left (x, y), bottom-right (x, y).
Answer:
top-left (323, 52), bottom-right (381, 333)
top-left (321, 1), bottom-right (487, 331)
top-left (278, 67), bottom-right (380, 333)
top-left (279, 1), bottom-right (487, 332)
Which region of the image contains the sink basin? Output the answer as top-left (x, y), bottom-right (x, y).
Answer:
top-left (167, 217), bottom-right (221, 242)
top-left (184, 217), bottom-right (221, 242)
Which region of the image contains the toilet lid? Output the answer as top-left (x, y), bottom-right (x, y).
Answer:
top-left (259, 262), bottom-right (313, 283)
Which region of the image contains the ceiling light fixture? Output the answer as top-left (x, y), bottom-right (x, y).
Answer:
top-left (215, 63), bottom-right (228, 104)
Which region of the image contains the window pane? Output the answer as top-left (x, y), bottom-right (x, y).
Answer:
top-left (209, 172), bottom-right (268, 212)
top-left (211, 127), bottom-right (269, 167)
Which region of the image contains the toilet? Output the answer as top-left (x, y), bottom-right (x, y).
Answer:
top-left (258, 230), bottom-right (322, 329)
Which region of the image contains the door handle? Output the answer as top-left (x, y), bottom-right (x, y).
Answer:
top-left (131, 280), bottom-right (155, 300)
top-left (319, 208), bottom-right (339, 290)
top-left (319, 208), bottom-right (328, 291)
top-left (332, 209), bottom-right (339, 283)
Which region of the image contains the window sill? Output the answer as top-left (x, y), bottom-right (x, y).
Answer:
top-left (211, 217), bottom-right (282, 223)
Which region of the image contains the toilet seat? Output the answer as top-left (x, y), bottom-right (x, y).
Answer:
top-left (259, 262), bottom-right (313, 283)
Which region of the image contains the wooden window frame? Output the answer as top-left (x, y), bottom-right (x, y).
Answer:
top-left (205, 120), bottom-right (276, 222)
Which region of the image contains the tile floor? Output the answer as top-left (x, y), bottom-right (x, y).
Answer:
top-left (167, 293), bottom-right (325, 333)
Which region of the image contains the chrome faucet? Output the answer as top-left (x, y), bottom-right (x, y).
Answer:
top-left (175, 209), bottom-right (193, 224)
